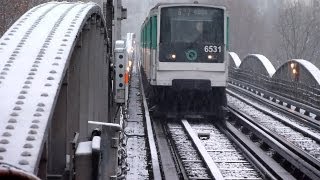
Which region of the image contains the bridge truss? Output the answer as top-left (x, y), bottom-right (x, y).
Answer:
top-left (0, 2), bottom-right (112, 179)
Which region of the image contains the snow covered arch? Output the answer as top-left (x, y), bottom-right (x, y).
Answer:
top-left (0, 2), bottom-right (111, 178)
top-left (239, 54), bottom-right (276, 77)
top-left (228, 52), bottom-right (241, 68)
top-left (273, 59), bottom-right (320, 88)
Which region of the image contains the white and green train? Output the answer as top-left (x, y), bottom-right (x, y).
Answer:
top-left (140, 2), bottom-right (229, 118)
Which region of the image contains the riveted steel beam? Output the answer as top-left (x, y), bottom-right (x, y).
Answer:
top-left (0, 1), bottom-right (110, 177)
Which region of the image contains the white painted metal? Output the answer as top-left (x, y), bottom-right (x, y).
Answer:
top-left (92, 136), bottom-right (101, 151)
top-left (156, 62), bottom-right (227, 86)
top-left (249, 54), bottom-right (276, 77)
top-left (76, 141), bottom-right (92, 156)
top-left (293, 59), bottom-right (320, 85)
top-left (0, 1), bottom-right (105, 174)
top-left (114, 40), bottom-right (126, 104)
top-left (143, 4), bottom-right (228, 88)
top-left (75, 141), bottom-right (92, 180)
top-left (158, 62), bottom-right (226, 71)
top-left (88, 121), bottom-right (122, 131)
top-left (229, 52), bottom-right (241, 68)
top-left (88, 120), bottom-right (121, 179)
top-left (156, 70), bottom-right (227, 86)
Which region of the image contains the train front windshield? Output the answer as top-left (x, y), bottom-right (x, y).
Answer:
top-left (160, 6), bottom-right (224, 63)
top-left (171, 20), bottom-right (214, 43)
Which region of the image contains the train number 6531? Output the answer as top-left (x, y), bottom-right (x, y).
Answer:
top-left (204, 45), bottom-right (222, 53)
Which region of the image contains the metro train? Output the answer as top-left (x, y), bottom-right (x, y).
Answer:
top-left (140, 2), bottom-right (229, 118)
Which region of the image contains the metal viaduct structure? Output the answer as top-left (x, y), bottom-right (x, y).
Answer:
top-left (0, 1), bottom-right (320, 180)
top-left (0, 1), bottom-right (117, 179)
top-left (228, 52), bottom-right (320, 119)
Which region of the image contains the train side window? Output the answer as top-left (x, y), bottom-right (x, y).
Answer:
top-left (151, 16), bottom-right (157, 49)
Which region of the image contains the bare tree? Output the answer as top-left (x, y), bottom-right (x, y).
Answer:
top-left (0, 0), bottom-right (52, 37)
top-left (278, 1), bottom-right (320, 63)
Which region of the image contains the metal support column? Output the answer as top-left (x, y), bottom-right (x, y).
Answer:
top-left (88, 121), bottom-right (121, 180)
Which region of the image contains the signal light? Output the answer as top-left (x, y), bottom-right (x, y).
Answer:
top-left (290, 62), bottom-right (295, 69)
top-left (289, 62), bottom-right (299, 81)
top-left (292, 68), bottom-right (297, 74)
top-left (129, 60), bottom-right (132, 68)
top-left (124, 72), bottom-right (129, 85)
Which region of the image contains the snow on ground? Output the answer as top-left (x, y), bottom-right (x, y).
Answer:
top-left (124, 61), bottom-right (149, 179)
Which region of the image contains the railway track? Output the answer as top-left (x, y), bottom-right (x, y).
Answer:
top-left (167, 120), bottom-right (263, 180)
top-left (228, 86), bottom-right (320, 161)
top-left (140, 79), bottom-right (285, 179)
top-left (228, 82), bottom-right (320, 124)
top-left (228, 84), bottom-right (320, 131)
top-left (146, 109), bottom-right (319, 179)
top-left (140, 64), bottom-right (319, 180)
top-left (227, 94), bottom-right (320, 179)
top-left (167, 121), bottom-right (212, 179)
top-left (144, 104), bottom-right (320, 179)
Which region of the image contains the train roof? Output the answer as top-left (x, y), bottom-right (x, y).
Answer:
top-left (142, 2), bottom-right (227, 28)
top-left (151, 2), bottom-right (226, 11)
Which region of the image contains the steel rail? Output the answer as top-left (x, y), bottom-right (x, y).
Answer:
top-left (228, 79), bottom-right (320, 118)
top-left (167, 122), bottom-right (210, 179)
top-left (164, 125), bottom-right (189, 180)
top-left (153, 120), bottom-right (180, 180)
top-left (218, 122), bottom-right (293, 180)
top-left (181, 119), bottom-right (224, 180)
top-left (228, 85), bottom-right (320, 130)
top-left (138, 62), bottom-right (162, 180)
top-left (0, 1), bottom-right (107, 175)
top-left (228, 89), bottom-right (320, 144)
top-left (228, 87), bottom-right (320, 164)
top-left (228, 106), bottom-right (320, 180)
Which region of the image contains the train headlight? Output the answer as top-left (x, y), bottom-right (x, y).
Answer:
top-left (167, 53), bottom-right (176, 60)
top-left (208, 55), bottom-right (213, 60)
